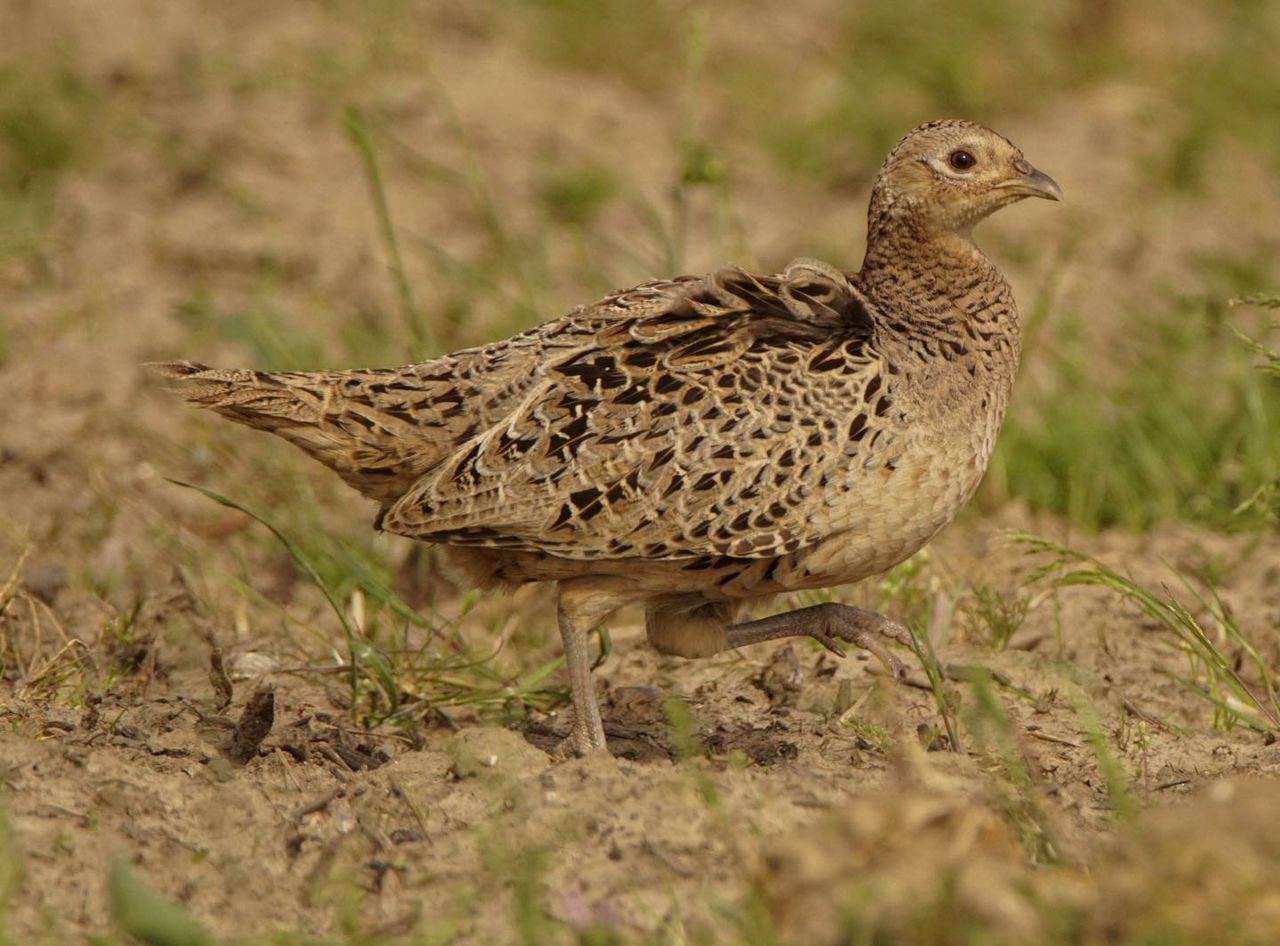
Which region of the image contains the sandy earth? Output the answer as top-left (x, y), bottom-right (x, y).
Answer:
top-left (8, 516), bottom-right (1280, 942)
top-left (3, 2), bottom-right (1280, 943)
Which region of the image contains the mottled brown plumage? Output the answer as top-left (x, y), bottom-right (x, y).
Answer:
top-left (154, 119), bottom-right (1061, 754)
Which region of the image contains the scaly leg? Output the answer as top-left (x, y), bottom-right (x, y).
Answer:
top-left (725, 602), bottom-right (910, 679)
top-left (557, 598), bottom-right (609, 756)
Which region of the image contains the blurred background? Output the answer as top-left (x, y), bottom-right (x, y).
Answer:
top-left (2, 1), bottom-right (1280, 943)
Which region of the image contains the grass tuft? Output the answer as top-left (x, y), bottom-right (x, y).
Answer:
top-left (963, 672), bottom-right (1063, 861)
top-left (1071, 692), bottom-right (1139, 824)
top-left (905, 623), bottom-right (963, 754)
top-left (1020, 533), bottom-right (1280, 733)
top-left (966, 584), bottom-right (1030, 652)
top-left (171, 480), bottom-right (568, 730)
top-left (540, 163), bottom-right (619, 227)
top-left (0, 65), bottom-right (96, 193)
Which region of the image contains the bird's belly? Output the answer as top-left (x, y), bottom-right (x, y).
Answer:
top-left (778, 426), bottom-right (994, 589)
top-left (457, 404), bottom-right (1005, 601)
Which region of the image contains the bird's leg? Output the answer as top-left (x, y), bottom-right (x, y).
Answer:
top-left (725, 602), bottom-right (911, 679)
top-left (557, 600), bottom-right (609, 756)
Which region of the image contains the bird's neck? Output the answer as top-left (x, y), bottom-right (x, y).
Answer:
top-left (858, 222), bottom-right (1011, 319)
top-left (862, 216), bottom-right (982, 279)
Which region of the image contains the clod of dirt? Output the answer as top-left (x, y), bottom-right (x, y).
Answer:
top-left (79, 697), bottom-right (101, 731)
top-left (608, 685), bottom-right (666, 725)
top-left (207, 646), bottom-right (233, 710)
top-left (704, 719), bottom-right (801, 765)
top-left (313, 729), bottom-right (390, 772)
top-left (110, 633), bottom-right (155, 674)
top-left (226, 686), bottom-right (274, 763)
top-left (756, 644), bottom-right (805, 705)
top-left (227, 651), bottom-right (280, 680)
top-left (450, 726), bottom-right (549, 781)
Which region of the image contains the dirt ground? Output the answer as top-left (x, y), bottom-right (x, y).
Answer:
top-left (3, 2), bottom-right (1280, 944)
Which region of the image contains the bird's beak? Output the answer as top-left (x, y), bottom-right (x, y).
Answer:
top-left (998, 163), bottom-right (1063, 201)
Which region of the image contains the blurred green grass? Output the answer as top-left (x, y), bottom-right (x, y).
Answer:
top-left (985, 282), bottom-right (1280, 530)
top-left (516, 0), bottom-right (1280, 186)
top-left (0, 58), bottom-right (101, 270)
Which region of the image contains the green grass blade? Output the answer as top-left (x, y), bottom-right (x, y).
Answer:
top-left (343, 106), bottom-right (434, 358)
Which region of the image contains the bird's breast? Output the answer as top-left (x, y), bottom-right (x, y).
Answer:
top-left (781, 355), bottom-right (1014, 589)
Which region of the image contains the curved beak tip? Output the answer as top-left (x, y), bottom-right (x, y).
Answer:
top-left (1033, 168), bottom-right (1064, 202)
top-left (1020, 167), bottom-right (1063, 202)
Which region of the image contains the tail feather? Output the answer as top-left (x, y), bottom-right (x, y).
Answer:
top-left (150, 361), bottom-right (326, 427)
top-left (148, 360), bottom-right (442, 504)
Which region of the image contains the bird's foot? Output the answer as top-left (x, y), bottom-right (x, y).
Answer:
top-left (726, 602), bottom-right (910, 680)
top-left (549, 712), bottom-right (610, 760)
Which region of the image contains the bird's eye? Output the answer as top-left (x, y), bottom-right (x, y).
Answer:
top-left (948, 149), bottom-right (977, 171)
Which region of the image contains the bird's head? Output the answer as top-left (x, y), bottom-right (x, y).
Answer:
top-left (867, 120), bottom-right (1061, 240)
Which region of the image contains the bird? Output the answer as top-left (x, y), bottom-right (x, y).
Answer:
top-left (153, 119), bottom-right (1061, 756)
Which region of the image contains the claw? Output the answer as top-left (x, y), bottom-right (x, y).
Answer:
top-left (881, 648), bottom-right (908, 681)
top-left (811, 631), bottom-right (847, 658)
top-left (840, 629), bottom-right (908, 681)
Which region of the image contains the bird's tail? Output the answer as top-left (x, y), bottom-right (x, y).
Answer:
top-left (149, 360), bottom-right (439, 504)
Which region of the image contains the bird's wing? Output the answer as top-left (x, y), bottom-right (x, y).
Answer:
top-left (381, 260), bottom-right (890, 560)
top-left (150, 277), bottom-right (705, 503)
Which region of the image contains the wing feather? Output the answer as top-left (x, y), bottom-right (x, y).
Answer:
top-left (382, 260), bottom-right (887, 560)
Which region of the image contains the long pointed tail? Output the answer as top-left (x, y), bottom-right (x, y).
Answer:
top-left (149, 360), bottom-right (437, 504)
top-left (151, 361), bottom-right (326, 431)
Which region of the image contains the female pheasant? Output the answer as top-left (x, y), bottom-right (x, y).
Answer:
top-left (155, 120), bottom-right (1061, 755)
